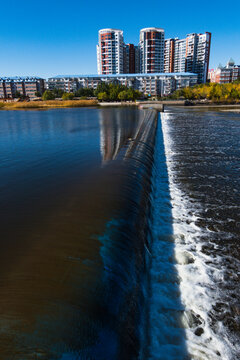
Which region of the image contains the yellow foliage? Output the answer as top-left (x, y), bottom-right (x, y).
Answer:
top-left (172, 82), bottom-right (240, 102)
top-left (0, 100), bottom-right (98, 110)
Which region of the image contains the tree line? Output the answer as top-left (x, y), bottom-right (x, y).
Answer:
top-left (170, 80), bottom-right (240, 102)
top-left (41, 83), bottom-right (142, 102)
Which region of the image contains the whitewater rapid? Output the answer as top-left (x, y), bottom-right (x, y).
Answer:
top-left (147, 110), bottom-right (239, 360)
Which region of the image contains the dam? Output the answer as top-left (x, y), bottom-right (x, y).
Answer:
top-left (0, 107), bottom-right (239, 359)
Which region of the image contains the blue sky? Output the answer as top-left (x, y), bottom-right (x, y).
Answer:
top-left (1, 0), bottom-right (239, 78)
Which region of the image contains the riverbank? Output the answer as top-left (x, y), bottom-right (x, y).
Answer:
top-left (0, 99), bottom-right (98, 109)
top-left (1, 99), bottom-right (240, 111)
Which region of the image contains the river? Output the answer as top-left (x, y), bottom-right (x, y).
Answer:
top-left (0, 107), bottom-right (239, 359)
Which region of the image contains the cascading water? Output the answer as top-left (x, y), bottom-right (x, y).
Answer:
top-left (150, 108), bottom-right (240, 360)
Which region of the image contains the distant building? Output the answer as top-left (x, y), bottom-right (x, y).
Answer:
top-left (139, 27), bottom-right (165, 73)
top-left (185, 32), bottom-right (211, 83)
top-left (96, 27), bottom-right (210, 82)
top-left (164, 38), bottom-right (175, 73)
top-left (47, 77), bottom-right (78, 93)
top-left (124, 44), bottom-right (140, 74)
top-left (48, 73), bottom-right (198, 97)
top-left (97, 29), bottom-right (124, 75)
top-left (0, 77), bottom-right (44, 99)
top-left (164, 32), bottom-right (211, 83)
top-left (134, 46), bottom-right (140, 74)
top-left (173, 38), bottom-right (186, 73)
top-left (209, 59), bottom-right (240, 83)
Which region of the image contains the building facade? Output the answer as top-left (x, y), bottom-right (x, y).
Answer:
top-left (139, 27), bottom-right (165, 73)
top-left (48, 73), bottom-right (197, 97)
top-left (185, 32), bottom-right (211, 83)
top-left (164, 38), bottom-right (175, 73)
top-left (173, 38), bottom-right (186, 73)
top-left (164, 32), bottom-right (211, 83)
top-left (47, 77), bottom-right (78, 93)
top-left (96, 27), bottom-right (210, 82)
top-left (97, 29), bottom-right (124, 75)
top-left (209, 59), bottom-right (240, 83)
top-left (0, 77), bottom-right (44, 99)
top-left (124, 44), bottom-right (133, 73)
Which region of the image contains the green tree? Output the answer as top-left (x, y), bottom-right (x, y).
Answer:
top-left (133, 90), bottom-right (142, 100)
top-left (52, 88), bottom-right (64, 98)
top-left (62, 92), bottom-right (74, 100)
top-left (97, 92), bottom-right (109, 102)
top-left (109, 88), bottom-right (119, 101)
top-left (74, 88), bottom-right (94, 97)
top-left (118, 90), bottom-right (129, 101)
top-left (42, 90), bottom-right (55, 100)
top-left (126, 89), bottom-right (135, 101)
top-left (94, 83), bottom-right (110, 97)
top-left (229, 88), bottom-right (239, 100)
top-left (35, 91), bottom-right (41, 97)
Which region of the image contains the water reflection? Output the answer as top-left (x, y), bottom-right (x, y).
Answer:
top-left (99, 108), bottom-right (140, 163)
top-left (0, 107), bottom-right (156, 360)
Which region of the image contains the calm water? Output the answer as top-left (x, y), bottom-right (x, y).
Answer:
top-left (0, 107), bottom-right (239, 360)
top-left (0, 107), bottom-right (156, 359)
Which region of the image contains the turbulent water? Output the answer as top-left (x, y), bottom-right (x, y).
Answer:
top-left (0, 106), bottom-right (239, 359)
top-left (150, 108), bottom-right (240, 360)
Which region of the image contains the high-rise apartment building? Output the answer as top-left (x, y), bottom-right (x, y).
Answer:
top-left (164, 32), bottom-right (211, 83)
top-left (124, 44), bottom-right (140, 74)
top-left (139, 27), bottom-right (165, 73)
top-left (173, 38), bottom-right (187, 73)
top-left (96, 28), bottom-right (211, 82)
top-left (185, 32), bottom-right (211, 83)
top-left (164, 38), bottom-right (175, 73)
top-left (124, 44), bottom-right (135, 74)
top-left (134, 46), bottom-right (140, 73)
top-left (97, 29), bottom-right (124, 75)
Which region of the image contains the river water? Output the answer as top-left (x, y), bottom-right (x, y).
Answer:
top-left (0, 107), bottom-right (239, 359)
top-left (154, 107), bottom-right (240, 360)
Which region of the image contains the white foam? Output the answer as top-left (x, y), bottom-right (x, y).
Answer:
top-left (147, 111), bottom-right (237, 360)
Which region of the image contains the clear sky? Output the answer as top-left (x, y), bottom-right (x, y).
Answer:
top-left (1, 0), bottom-right (239, 78)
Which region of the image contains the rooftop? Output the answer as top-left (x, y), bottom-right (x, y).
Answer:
top-left (50, 72), bottom-right (197, 79)
top-left (140, 27), bottom-right (164, 33)
top-left (0, 76), bottom-right (43, 81)
top-left (99, 29), bottom-right (123, 33)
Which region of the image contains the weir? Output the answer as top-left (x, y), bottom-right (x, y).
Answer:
top-left (0, 107), bottom-right (192, 360)
top-left (138, 102), bottom-right (165, 112)
top-left (91, 109), bottom-right (158, 359)
top-left (0, 107), bottom-right (160, 360)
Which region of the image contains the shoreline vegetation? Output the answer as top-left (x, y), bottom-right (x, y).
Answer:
top-left (1, 81), bottom-right (240, 110)
top-left (0, 99), bottom-right (98, 110)
top-left (1, 99), bottom-right (240, 111)
top-left (169, 81), bottom-right (240, 103)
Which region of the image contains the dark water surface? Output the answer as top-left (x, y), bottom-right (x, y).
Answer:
top-left (0, 108), bottom-right (157, 360)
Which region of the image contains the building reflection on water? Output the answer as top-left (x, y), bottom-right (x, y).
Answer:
top-left (0, 107), bottom-right (152, 360)
top-left (99, 108), bottom-right (141, 163)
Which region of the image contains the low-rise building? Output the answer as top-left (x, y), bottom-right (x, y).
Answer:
top-left (209, 59), bottom-right (240, 83)
top-left (47, 77), bottom-right (78, 93)
top-left (0, 77), bottom-right (44, 99)
top-left (48, 73), bottom-right (198, 96)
